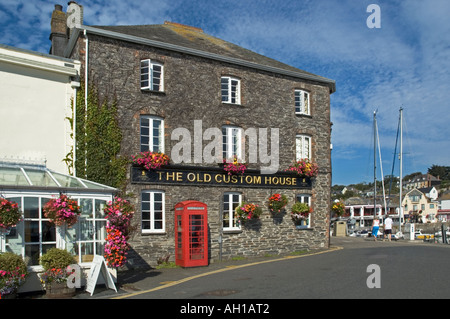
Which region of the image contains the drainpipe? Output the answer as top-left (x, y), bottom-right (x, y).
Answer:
top-left (72, 81), bottom-right (78, 176)
top-left (84, 29), bottom-right (88, 173)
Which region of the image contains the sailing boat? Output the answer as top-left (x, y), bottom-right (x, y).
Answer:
top-left (385, 107), bottom-right (404, 238)
top-left (373, 107), bottom-right (404, 238)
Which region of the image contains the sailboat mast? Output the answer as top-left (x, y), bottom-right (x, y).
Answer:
top-left (399, 107), bottom-right (403, 232)
top-left (374, 110), bottom-right (377, 218)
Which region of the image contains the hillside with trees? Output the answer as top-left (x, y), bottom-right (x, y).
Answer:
top-left (332, 164), bottom-right (449, 200)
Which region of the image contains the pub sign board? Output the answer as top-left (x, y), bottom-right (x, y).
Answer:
top-left (131, 165), bottom-right (312, 189)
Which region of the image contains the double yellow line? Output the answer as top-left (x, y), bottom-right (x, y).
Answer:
top-left (112, 246), bottom-right (343, 299)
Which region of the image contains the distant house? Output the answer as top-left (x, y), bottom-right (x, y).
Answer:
top-left (402, 188), bottom-right (439, 223)
top-left (403, 174), bottom-right (441, 191)
top-left (418, 186), bottom-right (438, 201)
top-left (342, 196), bottom-right (399, 228)
top-left (437, 191), bottom-right (450, 221)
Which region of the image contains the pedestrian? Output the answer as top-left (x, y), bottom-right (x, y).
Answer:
top-left (372, 217), bottom-right (380, 241)
top-left (384, 216), bottom-right (393, 241)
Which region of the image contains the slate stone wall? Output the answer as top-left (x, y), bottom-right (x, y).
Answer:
top-left (70, 34), bottom-right (332, 268)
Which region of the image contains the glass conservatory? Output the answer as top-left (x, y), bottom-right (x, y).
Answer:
top-left (0, 161), bottom-right (117, 280)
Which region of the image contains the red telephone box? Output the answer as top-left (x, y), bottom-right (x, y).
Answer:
top-left (175, 200), bottom-right (208, 267)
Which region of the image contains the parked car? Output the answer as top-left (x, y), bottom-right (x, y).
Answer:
top-left (414, 230), bottom-right (434, 240)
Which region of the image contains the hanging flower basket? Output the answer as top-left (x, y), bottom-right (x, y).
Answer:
top-left (222, 156), bottom-right (247, 175)
top-left (103, 197), bottom-right (135, 268)
top-left (0, 198), bottom-right (22, 229)
top-left (132, 151), bottom-right (170, 170)
top-left (43, 194), bottom-right (81, 228)
top-left (285, 159), bottom-right (318, 178)
top-left (291, 202), bottom-right (312, 225)
top-left (268, 193), bottom-right (288, 214)
top-left (235, 202), bottom-right (262, 224)
top-left (332, 201), bottom-right (345, 218)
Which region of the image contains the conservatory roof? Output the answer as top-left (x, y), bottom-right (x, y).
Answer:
top-left (0, 161), bottom-right (117, 193)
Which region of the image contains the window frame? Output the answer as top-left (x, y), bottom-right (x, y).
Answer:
top-left (296, 134), bottom-right (312, 161)
top-left (140, 115), bottom-right (164, 153)
top-left (140, 59), bottom-right (164, 92)
top-left (296, 194), bottom-right (312, 229)
top-left (221, 76), bottom-right (241, 105)
top-left (141, 190), bottom-right (165, 234)
top-left (2, 194), bottom-right (110, 270)
top-left (295, 89), bottom-right (310, 115)
top-left (222, 125), bottom-right (243, 160)
top-left (222, 192), bottom-right (242, 231)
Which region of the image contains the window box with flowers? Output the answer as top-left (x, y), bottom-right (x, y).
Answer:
top-left (285, 159), bottom-right (318, 178)
top-left (291, 202), bottom-right (312, 229)
top-left (235, 202), bottom-right (262, 227)
top-left (132, 151), bottom-right (170, 170)
top-left (222, 156), bottom-right (247, 175)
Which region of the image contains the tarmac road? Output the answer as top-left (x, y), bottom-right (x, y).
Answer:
top-left (96, 236), bottom-right (450, 300)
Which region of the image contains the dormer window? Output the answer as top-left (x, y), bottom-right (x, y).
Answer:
top-left (141, 59), bottom-right (164, 92)
top-left (221, 76), bottom-right (241, 104)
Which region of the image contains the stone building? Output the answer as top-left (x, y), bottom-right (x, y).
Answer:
top-left (50, 3), bottom-right (336, 268)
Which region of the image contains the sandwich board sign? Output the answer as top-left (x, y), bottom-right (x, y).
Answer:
top-left (86, 255), bottom-right (117, 296)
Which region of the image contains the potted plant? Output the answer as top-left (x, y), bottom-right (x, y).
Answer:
top-left (0, 252), bottom-right (28, 298)
top-left (222, 156), bottom-right (247, 175)
top-left (268, 193), bottom-right (288, 214)
top-left (235, 202), bottom-right (262, 225)
top-left (43, 194), bottom-right (81, 228)
top-left (0, 198), bottom-right (22, 230)
top-left (285, 158), bottom-right (318, 178)
top-left (39, 248), bottom-right (77, 298)
top-left (103, 197), bottom-right (135, 268)
top-left (291, 202), bottom-right (312, 228)
top-left (132, 151), bottom-right (170, 170)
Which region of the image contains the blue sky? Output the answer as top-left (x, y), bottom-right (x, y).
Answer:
top-left (1, 0), bottom-right (449, 186)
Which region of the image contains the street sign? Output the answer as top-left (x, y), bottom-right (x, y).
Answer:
top-left (85, 255), bottom-right (117, 296)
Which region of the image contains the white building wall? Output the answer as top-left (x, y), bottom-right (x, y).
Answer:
top-left (0, 45), bottom-right (80, 174)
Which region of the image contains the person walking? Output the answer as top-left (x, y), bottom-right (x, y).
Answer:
top-left (384, 216), bottom-right (393, 241)
top-left (372, 218), bottom-right (380, 241)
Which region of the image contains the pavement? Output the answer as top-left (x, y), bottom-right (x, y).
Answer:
top-left (75, 246), bottom-right (337, 299)
top-left (75, 235), bottom-right (450, 299)
top-left (19, 235), bottom-right (449, 299)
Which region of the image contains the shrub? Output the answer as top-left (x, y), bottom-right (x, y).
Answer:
top-left (0, 252), bottom-right (28, 296)
top-left (0, 252), bottom-right (27, 275)
top-left (39, 248), bottom-right (76, 271)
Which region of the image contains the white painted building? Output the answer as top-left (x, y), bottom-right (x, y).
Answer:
top-left (0, 44), bottom-right (80, 174)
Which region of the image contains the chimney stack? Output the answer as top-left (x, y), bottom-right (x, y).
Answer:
top-left (49, 2), bottom-right (83, 57)
top-left (49, 4), bottom-right (67, 56)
